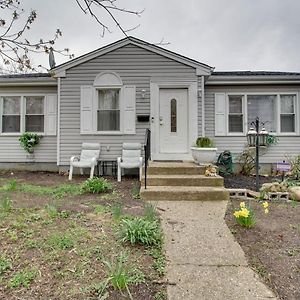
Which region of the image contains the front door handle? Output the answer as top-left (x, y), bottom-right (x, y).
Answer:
top-left (159, 116), bottom-right (163, 125)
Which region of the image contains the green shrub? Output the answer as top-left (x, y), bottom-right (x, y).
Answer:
top-left (81, 177), bottom-right (113, 194)
top-left (19, 132), bottom-right (41, 153)
top-left (119, 217), bottom-right (162, 246)
top-left (196, 137), bottom-right (214, 148)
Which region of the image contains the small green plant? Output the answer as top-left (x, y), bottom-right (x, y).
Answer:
top-left (0, 179), bottom-right (17, 192)
top-left (155, 290), bottom-right (167, 300)
top-left (81, 177), bottom-right (113, 194)
top-left (131, 183), bottom-right (140, 199)
top-left (0, 196), bottom-right (12, 212)
top-left (119, 217), bottom-right (162, 246)
top-left (143, 202), bottom-right (157, 221)
top-left (103, 252), bottom-right (145, 299)
top-left (19, 132), bottom-right (41, 153)
top-left (233, 202), bottom-right (256, 228)
top-left (47, 233), bottom-right (75, 250)
top-left (196, 137), bottom-right (214, 148)
top-left (266, 134), bottom-right (278, 146)
top-left (8, 268), bottom-right (37, 288)
top-left (148, 248), bottom-right (165, 277)
top-left (288, 154), bottom-right (300, 179)
top-left (45, 203), bottom-right (59, 218)
top-left (112, 203), bottom-right (123, 221)
top-left (93, 204), bottom-right (109, 214)
top-left (0, 255), bottom-right (12, 275)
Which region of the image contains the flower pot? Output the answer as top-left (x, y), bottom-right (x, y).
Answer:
top-left (190, 147), bottom-right (218, 165)
top-left (26, 152), bottom-right (35, 162)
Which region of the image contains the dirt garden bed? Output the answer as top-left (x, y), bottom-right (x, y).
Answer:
top-left (226, 198), bottom-right (300, 300)
top-left (0, 171), bottom-right (166, 300)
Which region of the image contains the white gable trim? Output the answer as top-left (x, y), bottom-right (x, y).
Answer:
top-left (52, 37), bottom-right (213, 77)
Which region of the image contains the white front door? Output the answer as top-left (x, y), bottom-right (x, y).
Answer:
top-left (159, 89), bottom-right (188, 155)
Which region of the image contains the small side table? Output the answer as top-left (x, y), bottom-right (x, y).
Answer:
top-left (98, 159), bottom-right (117, 177)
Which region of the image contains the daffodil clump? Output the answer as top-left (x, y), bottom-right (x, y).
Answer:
top-left (262, 201), bottom-right (269, 214)
top-left (233, 202), bottom-right (256, 228)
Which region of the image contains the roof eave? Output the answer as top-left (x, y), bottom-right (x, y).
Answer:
top-left (52, 37), bottom-right (213, 77)
top-left (0, 77), bottom-right (57, 86)
top-left (206, 75), bottom-right (300, 85)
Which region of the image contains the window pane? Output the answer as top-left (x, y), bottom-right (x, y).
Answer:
top-left (247, 95), bottom-right (277, 132)
top-left (98, 90), bottom-right (119, 110)
top-left (3, 97), bottom-right (20, 114)
top-left (229, 95), bottom-right (243, 113)
top-left (280, 95), bottom-right (295, 114)
top-left (97, 110), bottom-right (120, 131)
top-left (229, 115), bottom-right (243, 132)
top-left (281, 115), bottom-right (295, 132)
top-left (26, 96), bottom-right (44, 114)
top-left (170, 98), bottom-right (177, 133)
top-left (2, 115), bottom-right (20, 132)
top-left (25, 115), bottom-right (44, 132)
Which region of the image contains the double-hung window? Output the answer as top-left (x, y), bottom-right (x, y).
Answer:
top-left (2, 96), bottom-right (21, 133)
top-left (97, 89), bottom-right (120, 132)
top-left (25, 96), bottom-right (44, 132)
top-left (1, 95), bottom-right (46, 134)
top-left (228, 95), bottom-right (244, 133)
top-left (280, 94), bottom-right (296, 133)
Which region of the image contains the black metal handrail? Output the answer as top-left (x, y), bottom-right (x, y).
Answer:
top-left (144, 128), bottom-right (151, 189)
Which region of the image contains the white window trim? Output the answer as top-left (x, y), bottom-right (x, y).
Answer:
top-left (93, 85), bottom-right (124, 135)
top-left (0, 93), bottom-right (47, 136)
top-left (225, 92), bottom-right (299, 136)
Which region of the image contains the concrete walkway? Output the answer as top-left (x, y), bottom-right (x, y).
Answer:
top-left (155, 200), bottom-right (277, 300)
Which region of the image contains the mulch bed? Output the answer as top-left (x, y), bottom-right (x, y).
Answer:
top-left (225, 175), bottom-right (300, 300)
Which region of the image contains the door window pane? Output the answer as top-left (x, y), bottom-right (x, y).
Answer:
top-left (228, 95), bottom-right (243, 133)
top-left (247, 95), bottom-right (277, 133)
top-left (97, 89), bottom-right (120, 131)
top-left (170, 98), bottom-right (177, 133)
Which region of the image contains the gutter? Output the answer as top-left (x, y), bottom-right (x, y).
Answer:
top-left (0, 78), bottom-right (57, 86)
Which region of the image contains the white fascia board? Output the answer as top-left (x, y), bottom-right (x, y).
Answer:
top-left (0, 78), bottom-right (57, 86)
top-left (206, 78), bottom-right (300, 85)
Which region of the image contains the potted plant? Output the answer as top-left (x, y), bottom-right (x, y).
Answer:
top-left (191, 137), bottom-right (218, 165)
top-left (19, 132), bottom-right (42, 160)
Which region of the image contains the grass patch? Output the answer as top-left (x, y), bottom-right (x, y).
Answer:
top-left (0, 255), bottom-right (12, 275)
top-left (8, 268), bottom-right (37, 289)
top-left (148, 248), bottom-right (166, 277)
top-left (131, 183), bottom-right (140, 200)
top-left (119, 217), bottom-right (162, 246)
top-left (93, 204), bottom-right (109, 214)
top-left (47, 232), bottom-right (75, 250)
top-left (111, 203), bottom-right (123, 221)
top-left (0, 196), bottom-right (12, 213)
top-left (143, 202), bottom-right (157, 221)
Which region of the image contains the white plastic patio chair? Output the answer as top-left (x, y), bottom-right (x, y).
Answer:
top-left (117, 143), bottom-right (143, 182)
top-left (69, 143), bottom-right (101, 180)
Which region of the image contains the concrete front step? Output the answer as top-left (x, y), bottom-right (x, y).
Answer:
top-left (142, 174), bottom-right (224, 187)
top-left (140, 186), bottom-right (229, 201)
top-left (146, 161), bottom-right (206, 175)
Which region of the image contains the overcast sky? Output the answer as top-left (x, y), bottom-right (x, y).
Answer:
top-left (9, 0), bottom-right (300, 71)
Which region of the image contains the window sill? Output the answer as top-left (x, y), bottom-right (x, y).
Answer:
top-left (0, 132), bottom-right (46, 137)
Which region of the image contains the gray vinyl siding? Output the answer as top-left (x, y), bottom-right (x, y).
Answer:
top-left (205, 84), bottom-right (300, 163)
top-left (0, 86), bottom-right (57, 163)
top-left (59, 44), bottom-right (198, 165)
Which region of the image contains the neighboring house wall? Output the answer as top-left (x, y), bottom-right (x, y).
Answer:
top-left (59, 44), bottom-right (199, 165)
top-left (0, 85), bottom-right (57, 163)
top-left (205, 84), bottom-right (300, 164)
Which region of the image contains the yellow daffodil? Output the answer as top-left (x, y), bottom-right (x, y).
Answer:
top-left (240, 208), bottom-right (250, 218)
top-left (240, 202), bottom-right (246, 208)
top-left (262, 201), bottom-right (269, 209)
top-left (233, 211), bottom-right (240, 218)
top-left (264, 208), bottom-right (269, 214)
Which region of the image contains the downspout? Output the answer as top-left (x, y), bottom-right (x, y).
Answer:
top-left (201, 75), bottom-right (205, 137)
top-left (57, 77), bottom-right (61, 166)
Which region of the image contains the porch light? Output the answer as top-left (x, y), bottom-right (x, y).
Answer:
top-left (246, 127), bottom-right (257, 147)
top-left (259, 127), bottom-right (269, 146)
